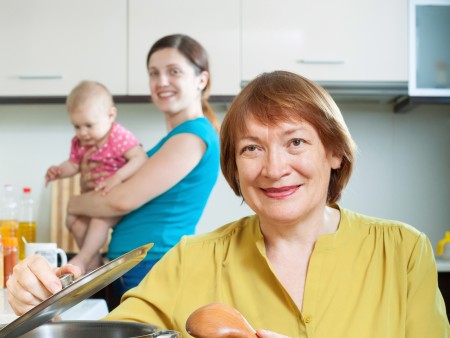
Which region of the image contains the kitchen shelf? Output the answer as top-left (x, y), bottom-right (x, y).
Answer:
top-left (436, 258), bottom-right (450, 273)
top-left (393, 96), bottom-right (450, 113)
top-left (0, 95), bottom-right (235, 105)
top-left (1, 81), bottom-right (448, 113)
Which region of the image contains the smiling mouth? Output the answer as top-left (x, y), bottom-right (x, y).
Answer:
top-left (158, 91), bottom-right (175, 98)
top-left (262, 185), bottom-right (301, 199)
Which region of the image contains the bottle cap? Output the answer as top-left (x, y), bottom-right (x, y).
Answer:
top-left (23, 187), bottom-right (31, 193)
top-left (2, 236), bottom-right (18, 247)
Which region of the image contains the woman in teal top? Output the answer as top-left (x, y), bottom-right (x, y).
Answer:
top-left (66, 34), bottom-right (220, 301)
top-left (109, 117), bottom-right (219, 263)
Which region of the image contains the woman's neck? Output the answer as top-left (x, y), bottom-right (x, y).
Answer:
top-left (261, 205), bottom-right (340, 250)
top-left (164, 101), bottom-right (204, 132)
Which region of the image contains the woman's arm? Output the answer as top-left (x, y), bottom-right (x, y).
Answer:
top-left (68, 133), bottom-right (206, 218)
top-left (405, 233), bottom-right (450, 336)
top-left (95, 145), bottom-right (148, 194)
top-left (79, 147), bottom-right (102, 192)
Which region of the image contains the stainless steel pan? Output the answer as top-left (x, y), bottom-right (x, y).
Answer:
top-left (0, 243), bottom-right (180, 338)
top-left (16, 321), bottom-right (179, 338)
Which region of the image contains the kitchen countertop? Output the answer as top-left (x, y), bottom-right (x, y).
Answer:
top-left (436, 258), bottom-right (450, 273)
top-left (0, 289), bottom-right (108, 325)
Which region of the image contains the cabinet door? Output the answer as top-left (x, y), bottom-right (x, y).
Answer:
top-left (0, 0), bottom-right (127, 96)
top-left (128, 0), bottom-right (240, 96)
top-left (242, 0), bottom-right (407, 83)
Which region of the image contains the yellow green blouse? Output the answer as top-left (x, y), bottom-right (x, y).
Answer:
top-left (105, 207), bottom-right (449, 337)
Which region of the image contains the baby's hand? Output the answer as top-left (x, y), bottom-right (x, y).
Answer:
top-left (95, 174), bottom-right (122, 196)
top-left (45, 166), bottom-right (62, 186)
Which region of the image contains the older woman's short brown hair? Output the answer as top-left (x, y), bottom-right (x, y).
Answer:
top-left (220, 71), bottom-right (356, 205)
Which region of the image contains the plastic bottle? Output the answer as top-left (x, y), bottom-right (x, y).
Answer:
top-left (18, 187), bottom-right (37, 260)
top-left (0, 184), bottom-right (19, 239)
top-left (437, 232), bottom-right (450, 261)
top-left (3, 236), bottom-right (18, 285)
top-left (0, 235), bottom-right (4, 288)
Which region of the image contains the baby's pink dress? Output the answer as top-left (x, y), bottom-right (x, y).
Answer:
top-left (69, 122), bottom-right (142, 184)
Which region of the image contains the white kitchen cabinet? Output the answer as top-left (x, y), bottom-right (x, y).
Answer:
top-left (242, 0), bottom-right (408, 83)
top-left (128, 0), bottom-right (240, 96)
top-left (0, 0), bottom-right (127, 96)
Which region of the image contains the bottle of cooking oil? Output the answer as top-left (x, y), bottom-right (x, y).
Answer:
top-left (0, 184), bottom-right (19, 240)
top-left (18, 187), bottom-right (37, 260)
top-left (0, 235), bottom-right (4, 288)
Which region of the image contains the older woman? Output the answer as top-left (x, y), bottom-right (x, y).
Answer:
top-left (8, 71), bottom-right (448, 337)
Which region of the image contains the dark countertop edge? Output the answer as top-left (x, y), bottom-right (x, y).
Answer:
top-left (0, 95), bottom-right (236, 105)
top-left (1, 95), bottom-right (448, 114)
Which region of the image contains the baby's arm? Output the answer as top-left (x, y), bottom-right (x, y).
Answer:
top-left (95, 145), bottom-right (147, 194)
top-left (45, 160), bottom-right (80, 186)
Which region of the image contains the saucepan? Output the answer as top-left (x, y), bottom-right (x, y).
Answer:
top-left (0, 243), bottom-right (180, 338)
top-left (7, 321), bottom-right (179, 338)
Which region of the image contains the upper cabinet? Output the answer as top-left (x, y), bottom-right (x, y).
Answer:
top-left (0, 0), bottom-right (409, 98)
top-left (0, 0), bottom-right (127, 96)
top-left (241, 0), bottom-right (408, 83)
top-left (128, 0), bottom-right (241, 96)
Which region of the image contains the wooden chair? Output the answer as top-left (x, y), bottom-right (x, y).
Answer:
top-left (50, 175), bottom-right (80, 253)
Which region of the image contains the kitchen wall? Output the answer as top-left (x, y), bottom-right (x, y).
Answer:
top-left (0, 102), bottom-right (449, 252)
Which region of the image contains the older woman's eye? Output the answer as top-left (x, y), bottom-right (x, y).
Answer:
top-left (291, 138), bottom-right (305, 147)
top-left (244, 145), bottom-right (257, 152)
top-left (240, 145), bottom-right (259, 155)
top-left (149, 70), bottom-right (158, 78)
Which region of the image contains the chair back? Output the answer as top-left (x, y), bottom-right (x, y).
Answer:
top-left (50, 175), bottom-right (80, 253)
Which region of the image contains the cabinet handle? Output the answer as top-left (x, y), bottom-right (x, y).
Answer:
top-left (297, 59), bottom-right (345, 65)
top-left (18, 74), bottom-right (63, 79)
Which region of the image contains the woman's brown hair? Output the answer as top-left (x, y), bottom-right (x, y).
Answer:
top-left (220, 71), bottom-right (356, 205)
top-left (147, 34), bottom-right (219, 132)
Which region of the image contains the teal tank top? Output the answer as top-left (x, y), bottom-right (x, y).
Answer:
top-left (107, 117), bottom-right (219, 261)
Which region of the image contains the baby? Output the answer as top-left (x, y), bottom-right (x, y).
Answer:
top-left (45, 80), bottom-right (147, 274)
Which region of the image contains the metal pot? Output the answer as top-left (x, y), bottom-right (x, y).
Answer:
top-left (0, 244), bottom-right (181, 338)
top-left (15, 321), bottom-right (179, 338)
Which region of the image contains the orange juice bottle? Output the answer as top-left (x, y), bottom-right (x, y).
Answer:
top-left (3, 236), bottom-right (18, 285)
top-left (18, 187), bottom-right (37, 260)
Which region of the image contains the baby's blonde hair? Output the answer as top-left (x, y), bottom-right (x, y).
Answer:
top-left (66, 80), bottom-right (114, 114)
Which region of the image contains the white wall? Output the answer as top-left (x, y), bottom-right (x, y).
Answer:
top-left (0, 102), bottom-right (449, 252)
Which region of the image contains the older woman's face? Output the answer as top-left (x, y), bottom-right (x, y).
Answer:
top-left (235, 117), bottom-right (342, 226)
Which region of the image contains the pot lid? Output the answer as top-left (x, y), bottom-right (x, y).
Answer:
top-left (0, 243), bottom-right (153, 338)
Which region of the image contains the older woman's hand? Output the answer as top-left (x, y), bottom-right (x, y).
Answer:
top-left (79, 147), bottom-right (108, 192)
top-left (256, 329), bottom-right (291, 338)
top-left (6, 255), bottom-right (82, 315)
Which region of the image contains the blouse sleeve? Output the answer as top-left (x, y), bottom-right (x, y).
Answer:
top-left (102, 239), bottom-right (184, 329)
top-left (406, 232), bottom-right (450, 337)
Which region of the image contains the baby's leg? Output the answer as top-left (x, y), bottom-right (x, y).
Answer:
top-left (69, 216), bottom-right (120, 274)
top-left (66, 215), bottom-right (90, 250)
